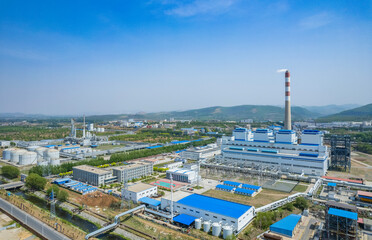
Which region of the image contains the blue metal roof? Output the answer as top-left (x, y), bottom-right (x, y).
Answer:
top-left (63, 146), bottom-right (80, 150)
top-left (177, 194), bottom-right (252, 219)
top-left (229, 147), bottom-right (244, 151)
top-left (173, 214), bottom-right (197, 226)
top-left (175, 150), bottom-right (186, 153)
top-left (146, 145), bottom-right (163, 149)
top-left (172, 140), bottom-right (190, 144)
top-left (216, 184), bottom-right (235, 191)
top-left (247, 148), bottom-right (258, 152)
top-left (223, 181), bottom-right (241, 187)
top-left (53, 178), bottom-right (71, 184)
top-left (139, 197), bottom-right (161, 206)
top-left (235, 188), bottom-right (255, 195)
top-left (277, 130), bottom-right (295, 134)
top-left (262, 149), bottom-right (278, 154)
top-left (270, 214), bottom-right (301, 237)
top-left (328, 208), bottom-right (358, 220)
top-left (302, 130), bottom-right (322, 135)
top-left (299, 153), bottom-right (319, 158)
top-left (241, 184), bottom-right (261, 191)
top-left (327, 182), bottom-right (337, 187)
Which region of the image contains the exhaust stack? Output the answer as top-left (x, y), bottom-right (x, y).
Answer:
top-left (284, 70), bottom-right (291, 130)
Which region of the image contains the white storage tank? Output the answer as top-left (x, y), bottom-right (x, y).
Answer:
top-left (212, 222), bottom-right (221, 237)
top-left (36, 147), bottom-right (47, 161)
top-left (50, 159), bottom-right (60, 166)
top-left (10, 149), bottom-right (27, 164)
top-left (195, 219), bottom-right (202, 230)
top-left (19, 151), bottom-right (37, 165)
top-left (43, 149), bottom-right (59, 160)
top-left (223, 226), bottom-right (233, 239)
top-left (37, 161), bottom-right (48, 166)
top-left (27, 146), bottom-right (40, 151)
top-left (2, 148), bottom-right (16, 160)
top-left (203, 221), bottom-right (211, 233)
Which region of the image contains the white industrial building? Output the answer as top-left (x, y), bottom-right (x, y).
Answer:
top-left (112, 161), bottom-right (153, 183)
top-left (123, 183), bottom-right (157, 203)
top-left (0, 141), bottom-right (10, 147)
top-left (218, 128), bottom-right (329, 176)
top-left (164, 161), bottom-right (183, 169)
top-left (73, 165), bottom-right (117, 186)
top-left (180, 144), bottom-right (221, 161)
top-left (161, 193), bottom-right (255, 233)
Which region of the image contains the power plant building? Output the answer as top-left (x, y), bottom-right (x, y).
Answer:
top-left (218, 128), bottom-right (329, 176)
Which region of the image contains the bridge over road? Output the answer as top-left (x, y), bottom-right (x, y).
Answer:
top-left (0, 197), bottom-right (70, 240)
top-left (0, 181), bottom-right (25, 190)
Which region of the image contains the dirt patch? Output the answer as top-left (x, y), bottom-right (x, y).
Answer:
top-left (78, 192), bottom-right (120, 208)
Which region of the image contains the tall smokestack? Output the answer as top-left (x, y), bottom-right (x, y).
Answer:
top-left (284, 70), bottom-right (291, 130)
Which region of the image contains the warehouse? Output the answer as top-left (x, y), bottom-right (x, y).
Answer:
top-left (234, 188), bottom-right (257, 197)
top-left (123, 183), bottom-right (157, 203)
top-left (241, 183), bottom-right (262, 193)
top-left (270, 214), bottom-right (302, 238)
top-left (223, 181), bottom-right (241, 188)
top-left (216, 184), bottom-right (234, 192)
top-left (168, 193), bottom-right (255, 232)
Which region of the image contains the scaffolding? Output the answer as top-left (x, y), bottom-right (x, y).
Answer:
top-left (326, 211), bottom-right (358, 240)
top-left (330, 135), bottom-right (351, 172)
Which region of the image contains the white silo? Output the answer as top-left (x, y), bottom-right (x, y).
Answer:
top-left (19, 151), bottom-right (37, 165)
top-left (194, 218), bottom-right (202, 230)
top-left (36, 147), bottom-right (46, 161)
top-left (37, 161), bottom-right (48, 166)
top-left (2, 148), bottom-right (16, 160)
top-left (212, 222), bottom-right (221, 237)
top-left (88, 123), bottom-right (94, 131)
top-left (27, 146), bottom-right (39, 151)
top-left (203, 221), bottom-right (211, 233)
top-left (223, 226), bottom-right (233, 239)
top-left (10, 149), bottom-right (27, 164)
top-left (43, 149), bottom-right (59, 160)
top-left (50, 159), bottom-right (60, 166)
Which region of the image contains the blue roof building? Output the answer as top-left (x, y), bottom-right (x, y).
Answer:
top-left (172, 194), bottom-right (255, 232)
top-left (270, 214), bottom-right (302, 237)
top-left (241, 184), bottom-right (262, 192)
top-left (216, 184), bottom-right (235, 192)
top-left (234, 188), bottom-right (256, 197)
top-left (223, 181), bottom-right (242, 188)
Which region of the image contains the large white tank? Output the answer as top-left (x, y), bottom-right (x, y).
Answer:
top-left (223, 226), bottom-right (233, 239)
top-left (37, 161), bottom-right (48, 166)
top-left (195, 219), bottom-right (202, 230)
top-left (36, 147), bottom-right (46, 161)
top-left (212, 222), bottom-right (221, 237)
top-left (2, 148), bottom-right (16, 160)
top-left (203, 221), bottom-right (211, 233)
top-left (27, 146), bottom-right (40, 151)
top-left (50, 159), bottom-right (60, 166)
top-left (10, 149), bottom-right (27, 163)
top-left (19, 151), bottom-right (37, 165)
top-left (43, 149), bottom-right (59, 160)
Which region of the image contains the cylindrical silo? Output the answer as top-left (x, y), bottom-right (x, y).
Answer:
top-left (223, 226), bottom-right (233, 239)
top-left (50, 159), bottom-right (60, 166)
top-left (2, 148), bottom-right (16, 160)
top-left (27, 146), bottom-right (39, 151)
top-left (194, 219), bottom-right (202, 230)
top-left (43, 149), bottom-right (59, 160)
top-left (203, 221), bottom-right (211, 233)
top-left (19, 151), bottom-right (37, 165)
top-left (10, 149), bottom-right (27, 164)
top-left (212, 222), bottom-right (221, 237)
top-left (36, 147), bottom-right (46, 161)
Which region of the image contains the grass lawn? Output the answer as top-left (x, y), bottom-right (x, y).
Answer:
top-left (293, 184), bottom-right (308, 192)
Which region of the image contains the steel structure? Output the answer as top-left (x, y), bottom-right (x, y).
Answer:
top-left (330, 135), bottom-right (351, 172)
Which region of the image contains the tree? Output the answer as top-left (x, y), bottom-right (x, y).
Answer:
top-left (283, 203), bottom-right (294, 211)
top-left (47, 185), bottom-right (60, 197)
top-left (294, 197), bottom-right (309, 211)
top-left (1, 166), bottom-right (20, 179)
top-left (25, 173), bottom-right (47, 191)
top-left (57, 190), bottom-right (68, 202)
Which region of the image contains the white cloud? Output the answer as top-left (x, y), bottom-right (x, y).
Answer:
top-left (155, 0), bottom-right (239, 17)
top-left (299, 12), bottom-right (335, 29)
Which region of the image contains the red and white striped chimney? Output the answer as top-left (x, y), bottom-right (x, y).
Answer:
top-left (284, 70), bottom-right (291, 130)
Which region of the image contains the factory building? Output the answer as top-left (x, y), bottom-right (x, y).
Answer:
top-left (112, 162), bottom-right (153, 183)
top-left (72, 165), bottom-right (117, 186)
top-left (180, 144), bottom-right (221, 161)
top-left (270, 214), bottom-right (302, 238)
top-left (326, 207), bottom-right (358, 240)
top-left (122, 183), bottom-right (157, 203)
top-left (163, 193), bottom-right (255, 233)
top-left (218, 128), bottom-right (329, 176)
top-left (166, 167), bottom-right (199, 184)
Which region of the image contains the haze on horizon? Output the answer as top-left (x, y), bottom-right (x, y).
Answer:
top-left (0, 1), bottom-right (371, 115)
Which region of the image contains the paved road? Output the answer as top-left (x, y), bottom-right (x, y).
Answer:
top-left (0, 181), bottom-right (24, 190)
top-left (0, 197), bottom-right (70, 240)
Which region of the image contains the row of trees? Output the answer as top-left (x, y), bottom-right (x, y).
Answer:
top-left (1, 165), bottom-right (20, 179)
top-left (29, 138), bottom-right (215, 176)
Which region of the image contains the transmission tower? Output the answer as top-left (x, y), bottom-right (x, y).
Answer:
top-left (50, 189), bottom-right (56, 219)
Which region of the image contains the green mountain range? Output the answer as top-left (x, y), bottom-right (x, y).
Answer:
top-left (317, 103), bottom-right (372, 122)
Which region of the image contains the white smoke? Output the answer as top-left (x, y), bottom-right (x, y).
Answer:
top-left (277, 69), bottom-right (288, 73)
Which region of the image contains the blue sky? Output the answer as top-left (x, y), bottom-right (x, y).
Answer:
top-left (0, 0), bottom-right (371, 115)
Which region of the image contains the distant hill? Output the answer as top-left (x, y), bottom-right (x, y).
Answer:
top-left (119, 105), bottom-right (320, 121)
top-left (302, 104), bottom-right (360, 116)
top-left (318, 103), bottom-right (372, 122)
